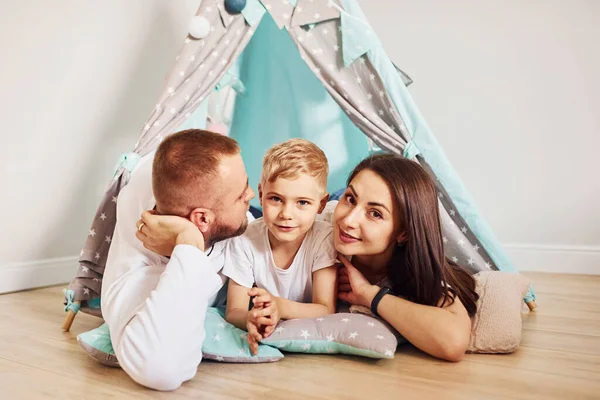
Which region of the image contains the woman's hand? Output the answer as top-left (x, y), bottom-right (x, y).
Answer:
top-left (337, 257), bottom-right (380, 308)
top-left (135, 210), bottom-right (204, 256)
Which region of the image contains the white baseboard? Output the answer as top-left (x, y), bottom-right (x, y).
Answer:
top-left (0, 256), bottom-right (79, 294)
top-left (504, 244), bottom-right (600, 275)
top-left (0, 245), bottom-right (597, 294)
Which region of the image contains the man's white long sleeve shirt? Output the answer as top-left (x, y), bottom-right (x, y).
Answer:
top-left (101, 155), bottom-right (239, 391)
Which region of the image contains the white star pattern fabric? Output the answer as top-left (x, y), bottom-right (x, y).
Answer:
top-left (66, 0), bottom-right (261, 307)
top-left (260, 0), bottom-right (295, 29)
top-left (433, 179), bottom-right (496, 273)
top-left (289, 0), bottom-right (341, 27)
top-left (288, 17), bottom-right (410, 151)
top-left (201, 307), bottom-right (284, 363)
top-left (262, 312), bottom-right (400, 359)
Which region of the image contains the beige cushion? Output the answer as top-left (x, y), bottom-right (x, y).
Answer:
top-left (468, 271), bottom-right (531, 354)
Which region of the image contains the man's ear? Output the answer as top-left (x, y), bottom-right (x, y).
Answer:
top-left (258, 182), bottom-right (263, 208)
top-left (189, 207), bottom-right (216, 234)
top-left (317, 193), bottom-right (330, 214)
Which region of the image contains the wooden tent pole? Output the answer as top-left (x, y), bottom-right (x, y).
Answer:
top-left (61, 301), bottom-right (80, 331)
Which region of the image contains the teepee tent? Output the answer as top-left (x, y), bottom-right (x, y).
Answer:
top-left (62, 0), bottom-right (535, 330)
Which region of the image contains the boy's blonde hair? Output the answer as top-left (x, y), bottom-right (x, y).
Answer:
top-left (261, 139), bottom-right (329, 193)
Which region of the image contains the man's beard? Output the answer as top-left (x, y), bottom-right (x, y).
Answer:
top-left (204, 216), bottom-right (248, 249)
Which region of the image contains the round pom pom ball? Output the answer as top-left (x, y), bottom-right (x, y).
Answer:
top-left (224, 0), bottom-right (247, 14)
top-left (189, 15), bottom-right (210, 39)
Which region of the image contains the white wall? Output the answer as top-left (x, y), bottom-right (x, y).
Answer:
top-left (361, 0), bottom-right (600, 274)
top-left (0, 1), bottom-right (598, 293)
top-left (0, 0), bottom-right (199, 292)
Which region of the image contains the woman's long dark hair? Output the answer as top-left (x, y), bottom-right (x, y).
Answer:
top-left (348, 154), bottom-right (479, 316)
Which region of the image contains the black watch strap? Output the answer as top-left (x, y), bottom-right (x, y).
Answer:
top-left (371, 287), bottom-right (392, 316)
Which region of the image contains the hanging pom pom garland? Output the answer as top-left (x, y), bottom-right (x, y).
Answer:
top-left (207, 122), bottom-right (229, 136)
top-left (224, 0), bottom-right (247, 14)
top-left (189, 15), bottom-right (211, 39)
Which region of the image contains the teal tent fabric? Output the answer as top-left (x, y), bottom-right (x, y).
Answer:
top-left (229, 14), bottom-right (371, 207)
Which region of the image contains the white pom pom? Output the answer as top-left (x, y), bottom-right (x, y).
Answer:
top-left (189, 16), bottom-right (210, 39)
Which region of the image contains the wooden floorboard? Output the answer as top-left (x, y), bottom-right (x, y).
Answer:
top-left (0, 272), bottom-right (598, 399)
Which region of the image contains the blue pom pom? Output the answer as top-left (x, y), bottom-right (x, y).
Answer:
top-left (224, 0), bottom-right (246, 14)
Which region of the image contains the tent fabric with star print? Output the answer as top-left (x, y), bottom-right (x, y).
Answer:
top-left (63, 0), bottom-right (535, 328)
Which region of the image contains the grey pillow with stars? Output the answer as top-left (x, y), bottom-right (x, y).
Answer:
top-left (261, 312), bottom-right (400, 359)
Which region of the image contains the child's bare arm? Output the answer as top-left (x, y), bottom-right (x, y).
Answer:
top-left (312, 264), bottom-right (338, 313)
top-left (275, 264), bottom-right (339, 320)
top-left (224, 279), bottom-right (252, 330)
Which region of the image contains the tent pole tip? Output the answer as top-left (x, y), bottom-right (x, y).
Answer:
top-left (61, 302), bottom-right (79, 331)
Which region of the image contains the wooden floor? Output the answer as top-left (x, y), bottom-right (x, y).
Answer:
top-left (0, 272), bottom-right (599, 399)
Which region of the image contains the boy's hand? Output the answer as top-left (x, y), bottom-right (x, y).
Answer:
top-left (248, 288), bottom-right (281, 338)
top-left (246, 308), bottom-right (263, 356)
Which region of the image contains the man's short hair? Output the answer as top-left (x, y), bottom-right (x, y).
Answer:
top-left (152, 129), bottom-right (240, 216)
top-left (261, 138), bottom-right (328, 193)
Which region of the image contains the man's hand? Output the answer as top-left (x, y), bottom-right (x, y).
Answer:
top-left (136, 210), bottom-right (205, 256)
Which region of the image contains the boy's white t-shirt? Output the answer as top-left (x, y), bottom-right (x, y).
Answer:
top-left (223, 218), bottom-right (337, 303)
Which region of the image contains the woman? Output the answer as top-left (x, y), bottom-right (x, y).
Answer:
top-left (333, 153), bottom-right (478, 362)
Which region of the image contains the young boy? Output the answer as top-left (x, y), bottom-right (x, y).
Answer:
top-left (223, 139), bottom-right (338, 355)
